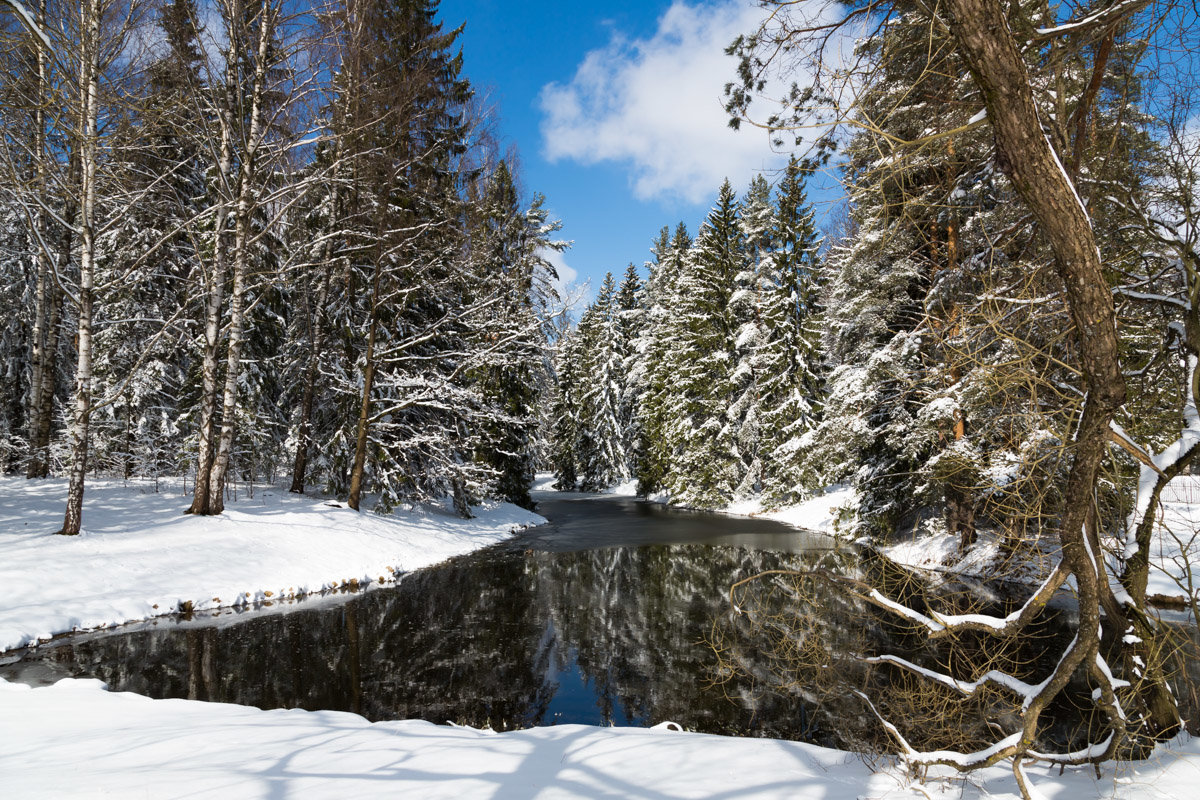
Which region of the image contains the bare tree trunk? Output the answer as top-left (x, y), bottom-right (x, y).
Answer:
top-left (25, 0), bottom-right (50, 479)
top-left (203, 0), bottom-right (276, 515)
top-left (944, 0), bottom-right (1178, 759)
top-left (186, 216), bottom-right (229, 514)
top-left (347, 312), bottom-right (377, 512)
top-left (59, 0), bottom-right (102, 536)
top-left (28, 279), bottom-right (62, 477)
top-left (206, 233), bottom-right (249, 515)
top-left (28, 66), bottom-right (74, 480)
top-left (347, 210), bottom-right (385, 512)
top-left (186, 27), bottom-right (237, 515)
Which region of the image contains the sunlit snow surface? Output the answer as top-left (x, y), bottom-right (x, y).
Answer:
top-left (2, 676), bottom-right (1197, 799)
top-left (0, 476), bottom-right (544, 652)
top-left (1139, 476), bottom-right (1200, 601)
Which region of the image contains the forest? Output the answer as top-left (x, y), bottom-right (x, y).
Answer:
top-left (2, 0), bottom-right (1200, 796)
top-left (1, 0), bottom-right (567, 533)
top-left (543, 0), bottom-right (1200, 785)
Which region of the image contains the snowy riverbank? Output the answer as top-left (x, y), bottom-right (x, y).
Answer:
top-left (0, 476), bottom-right (544, 652)
top-left (2, 675), bottom-right (1197, 799)
top-left (584, 471), bottom-right (1200, 607)
top-left (552, 472), bottom-right (861, 537)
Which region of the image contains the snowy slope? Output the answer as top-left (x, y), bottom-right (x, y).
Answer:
top-left (0, 477), bottom-right (544, 652)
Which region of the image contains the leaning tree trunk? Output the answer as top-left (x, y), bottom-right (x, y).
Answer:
top-left (58, 0), bottom-right (101, 536)
top-left (943, 0), bottom-right (1179, 763)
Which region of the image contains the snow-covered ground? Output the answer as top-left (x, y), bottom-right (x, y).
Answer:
top-left (0, 476), bottom-right (544, 652)
top-left (881, 476), bottom-right (1200, 606)
top-left (727, 483), bottom-right (858, 534)
top-left (1141, 476), bottom-right (1200, 602)
top-left (2, 675), bottom-right (1197, 799)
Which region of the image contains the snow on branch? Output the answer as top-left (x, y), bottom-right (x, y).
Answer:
top-left (731, 561), bottom-right (1069, 640)
top-left (1, 0), bottom-right (51, 51)
top-left (862, 653), bottom-right (1040, 700)
top-left (1032, 0), bottom-right (1149, 42)
top-left (1108, 421), bottom-right (1166, 476)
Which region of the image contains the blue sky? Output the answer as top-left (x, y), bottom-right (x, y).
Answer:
top-left (439, 0), bottom-right (843, 304)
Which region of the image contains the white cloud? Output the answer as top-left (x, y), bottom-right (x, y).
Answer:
top-left (539, 1), bottom-right (787, 204)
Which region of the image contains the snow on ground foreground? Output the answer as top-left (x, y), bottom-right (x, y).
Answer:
top-left (2, 677), bottom-right (1197, 800)
top-left (0, 476), bottom-right (544, 652)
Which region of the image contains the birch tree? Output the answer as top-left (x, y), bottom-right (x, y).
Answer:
top-left (187, 0), bottom-right (292, 515)
top-left (57, 0), bottom-right (151, 535)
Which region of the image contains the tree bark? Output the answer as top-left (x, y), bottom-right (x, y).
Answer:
top-left (28, 150), bottom-right (76, 479)
top-left (204, 0), bottom-right (275, 515)
top-left (943, 0), bottom-right (1178, 752)
top-left (347, 311), bottom-right (377, 512)
top-left (186, 7), bottom-right (238, 516)
top-left (190, 0), bottom-right (275, 515)
top-left (28, 272), bottom-right (62, 478)
top-left (58, 0), bottom-right (102, 536)
top-left (289, 240), bottom-right (335, 494)
top-left (25, 0), bottom-right (50, 479)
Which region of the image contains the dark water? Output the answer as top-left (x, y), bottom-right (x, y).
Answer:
top-left (3, 492), bottom-right (1195, 751)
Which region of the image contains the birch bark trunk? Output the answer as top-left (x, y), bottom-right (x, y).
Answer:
top-left (185, 5), bottom-right (238, 515)
top-left (203, 0), bottom-right (276, 515)
top-left (25, 0), bottom-right (50, 479)
top-left (58, 0), bottom-right (102, 536)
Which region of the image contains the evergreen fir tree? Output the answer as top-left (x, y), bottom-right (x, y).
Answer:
top-left (575, 273), bottom-right (625, 490)
top-left (758, 158), bottom-right (824, 505)
top-left (631, 225), bottom-right (687, 496)
top-left (666, 180), bottom-right (743, 508)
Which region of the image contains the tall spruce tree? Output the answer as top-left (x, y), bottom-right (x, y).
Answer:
top-left (757, 158), bottom-right (823, 505)
top-left (667, 180), bottom-right (743, 508)
top-left (631, 224), bottom-right (688, 495)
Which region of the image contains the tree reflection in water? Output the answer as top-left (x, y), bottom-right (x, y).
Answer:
top-left (5, 495), bottom-right (1196, 751)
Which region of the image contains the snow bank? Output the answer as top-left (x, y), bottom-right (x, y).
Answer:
top-left (881, 476), bottom-right (1200, 605)
top-left (746, 484), bottom-right (858, 534)
top-left (1141, 475), bottom-right (1200, 603)
top-left (594, 475), bottom-right (858, 537)
top-left (0, 477), bottom-right (544, 652)
top-left (2, 676), bottom-right (1197, 800)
